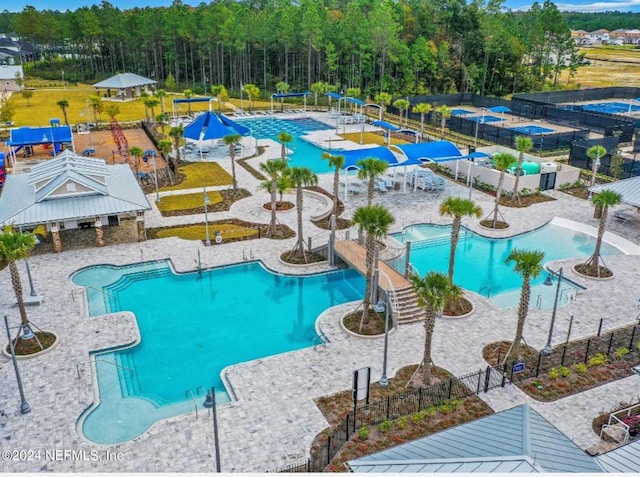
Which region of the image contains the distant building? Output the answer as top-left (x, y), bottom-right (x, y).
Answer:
top-left (0, 64), bottom-right (24, 91)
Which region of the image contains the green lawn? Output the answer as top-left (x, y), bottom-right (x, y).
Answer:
top-left (156, 191), bottom-right (223, 213)
top-left (161, 162), bottom-right (233, 191)
top-left (152, 223), bottom-right (257, 241)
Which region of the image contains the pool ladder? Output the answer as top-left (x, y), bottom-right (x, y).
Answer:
top-left (243, 248), bottom-right (254, 261)
top-left (479, 285), bottom-right (491, 298)
top-left (185, 385), bottom-right (207, 419)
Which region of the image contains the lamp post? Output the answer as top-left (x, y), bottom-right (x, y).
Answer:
top-left (204, 186), bottom-right (211, 246)
top-left (374, 295), bottom-right (391, 387)
top-left (4, 315), bottom-right (31, 414)
top-left (467, 159), bottom-right (474, 201)
top-left (152, 154), bottom-right (160, 203)
top-left (473, 108), bottom-right (487, 148)
top-left (588, 153), bottom-right (601, 199)
top-left (61, 69), bottom-right (65, 89)
top-left (24, 260), bottom-right (37, 297)
top-left (335, 96), bottom-right (347, 135)
top-left (543, 267), bottom-right (563, 355)
top-left (203, 387), bottom-right (221, 472)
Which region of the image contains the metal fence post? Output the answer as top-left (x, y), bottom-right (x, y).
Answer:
top-left (535, 353), bottom-right (542, 378)
top-left (345, 414), bottom-right (350, 440)
top-left (561, 345), bottom-right (567, 366)
top-left (597, 318), bottom-right (604, 337)
top-left (584, 338), bottom-right (591, 363)
top-left (327, 436), bottom-right (331, 466)
top-left (386, 396), bottom-right (391, 419)
top-left (606, 333), bottom-right (615, 356)
top-left (476, 369), bottom-right (483, 394)
top-left (483, 366), bottom-right (491, 393)
top-left (629, 326), bottom-right (637, 350)
top-left (418, 387), bottom-right (423, 411)
top-left (448, 378), bottom-right (453, 399)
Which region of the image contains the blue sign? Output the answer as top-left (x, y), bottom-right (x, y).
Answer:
top-left (512, 362), bottom-right (525, 374)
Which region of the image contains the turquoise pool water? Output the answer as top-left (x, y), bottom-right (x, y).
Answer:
top-left (390, 223), bottom-right (622, 308)
top-left (72, 260), bottom-right (364, 444)
top-left (238, 117), bottom-right (338, 173)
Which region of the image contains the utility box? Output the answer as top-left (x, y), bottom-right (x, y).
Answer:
top-left (540, 162), bottom-right (558, 173)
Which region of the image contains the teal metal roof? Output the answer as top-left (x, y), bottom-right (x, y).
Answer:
top-left (348, 405), bottom-right (603, 473)
top-left (596, 439), bottom-right (640, 472)
top-left (92, 72), bottom-right (156, 89)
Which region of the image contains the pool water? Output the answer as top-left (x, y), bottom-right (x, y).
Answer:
top-left (509, 125), bottom-right (555, 135)
top-left (238, 117), bottom-right (337, 173)
top-left (468, 115), bottom-right (504, 123)
top-left (581, 102), bottom-right (640, 114)
top-left (72, 260), bottom-right (364, 444)
top-left (390, 223), bottom-right (622, 308)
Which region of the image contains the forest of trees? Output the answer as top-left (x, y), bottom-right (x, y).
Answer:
top-left (0, 0), bottom-right (587, 98)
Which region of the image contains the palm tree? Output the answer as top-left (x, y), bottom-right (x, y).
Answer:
top-left (259, 159), bottom-right (288, 236)
top-left (88, 95), bottom-right (103, 124)
top-left (0, 226), bottom-right (36, 334)
top-left (503, 248), bottom-right (545, 363)
top-left (439, 197), bottom-right (482, 284)
top-left (393, 98), bottom-right (410, 126)
top-left (285, 167), bottom-right (318, 262)
top-left (410, 271), bottom-right (463, 385)
top-left (577, 190), bottom-right (622, 277)
top-left (489, 152), bottom-right (516, 228)
top-left (168, 125), bottom-right (185, 168)
top-left (56, 99), bottom-right (70, 125)
top-left (144, 97), bottom-right (160, 122)
top-left (322, 152), bottom-right (345, 216)
top-left (183, 89), bottom-right (194, 114)
top-left (357, 157), bottom-right (388, 206)
top-left (412, 102), bottom-right (432, 141)
top-left (351, 204), bottom-right (395, 327)
top-left (277, 131), bottom-right (293, 162)
top-left (310, 81), bottom-right (327, 110)
top-left (436, 105), bottom-right (451, 139)
top-left (223, 133), bottom-right (242, 194)
top-left (511, 136), bottom-right (533, 205)
top-left (129, 146), bottom-right (143, 181)
top-left (275, 81), bottom-right (290, 111)
top-left (104, 104), bottom-right (120, 121)
top-left (587, 145), bottom-right (607, 189)
top-left (375, 92), bottom-right (392, 120)
top-left (243, 83), bottom-right (260, 112)
top-left (155, 89), bottom-right (167, 115)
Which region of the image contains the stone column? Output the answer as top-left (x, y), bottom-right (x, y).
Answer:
top-left (136, 212), bottom-right (146, 242)
top-left (95, 217), bottom-right (105, 247)
top-left (50, 222), bottom-right (62, 253)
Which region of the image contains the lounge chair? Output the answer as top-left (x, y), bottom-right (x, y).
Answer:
top-left (377, 180), bottom-right (388, 193)
top-left (614, 210), bottom-right (634, 223)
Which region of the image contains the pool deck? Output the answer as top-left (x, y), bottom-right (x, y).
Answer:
top-left (2, 111), bottom-right (640, 472)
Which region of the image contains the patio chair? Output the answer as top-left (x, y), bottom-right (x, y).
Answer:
top-left (376, 179), bottom-right (388, 193)
top-left (614, 209), bottom-right (634, 223)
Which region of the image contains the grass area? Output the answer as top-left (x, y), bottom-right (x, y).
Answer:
top-left (153, 222), bottom-right (257, 241)
top-left (161, 162), bottom-right (233, 191)
top-left (156, 190), bottom-right (223, 213)
top-left (340, 131), bottom-right (409, 146)
top-left (562, 47), bottom-right (640, 87)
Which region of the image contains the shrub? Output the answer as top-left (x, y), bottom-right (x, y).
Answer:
top-left (573, 363), bottom-right (588, 374)
top-left (588, 353), bottom-right (608, 367)
top-left (549, 365), bottom-right (571, 379)
top-left (358, 425), bottom-right (369, 440)
top-left (616, 347), bottom-right (630, 360)
top-left (396, 416), bottom-right (409, 430)
top-left (378, 420), bottom-right (392, 433)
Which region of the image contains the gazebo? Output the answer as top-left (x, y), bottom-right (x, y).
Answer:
top-left (93, 73), bottom-right (157, 100)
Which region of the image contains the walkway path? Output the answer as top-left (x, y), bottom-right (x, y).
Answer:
top-left (2, 111), bottom-right (640, 472)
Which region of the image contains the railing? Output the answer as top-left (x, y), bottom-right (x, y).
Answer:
top-left (479, 285), bottom-right (491, 298)
top-left (378, 235), bottom-right (406, 262)
top-left (601, 403), bottom-right (640, 444)
top-left (243, 248), bottom-right (254, 261)
top-left (378, 268), bottom-right (399, 324)
top-left (308, 230), bottom-right (331, 251)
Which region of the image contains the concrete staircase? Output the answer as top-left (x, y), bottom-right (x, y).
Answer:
top-left (392, 286), bottom-right (424, 324)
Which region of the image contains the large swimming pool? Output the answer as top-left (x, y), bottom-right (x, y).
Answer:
top-left (72, 260), bottom-right (364, 444)
top-left (238, 117), bottom-right (337, 173)
top-left (390, 222), bottom-right (622, 308)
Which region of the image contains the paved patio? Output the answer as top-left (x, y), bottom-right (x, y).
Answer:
top-left (1, 112), bottom-right (640, 472)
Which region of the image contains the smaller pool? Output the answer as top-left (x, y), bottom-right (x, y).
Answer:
top-left (469, 115), bottom-right (504, 123)
top-left (452, 109), bottom-right (473, 116)
top-left (509, 125), bottom-right (556, 135)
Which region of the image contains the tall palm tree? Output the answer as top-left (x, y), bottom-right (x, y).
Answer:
top-left (223, 133), bottom-right (242, 194)
top-left (243, 83), bottom-right (260, 112)
top-left (511, 136), bottom-right (533, 205)
top-left (88, 95), bottom-right (103, 124)
top-left (357, 157), bottom-right (388, 206)
top-left (104, 104), bottom-right (120, 121)
top-left (144, 97), bottom-right (160, 122)
top-left (489, 152), bottom-right (516, 228)
top-left (277, 131), bottom-right (293, 162)
top-left (259, 159), bottom-right (288, 236)
top-left (503, 248), bottom-right (545, 363)
top-left (393, 98), bottom-right (410, 126)
top-left (168, 125), bottom-right (184, 168)
top-left (285, 167), bottom-right (318, 262)
top-left (155, 89), bottom-right (167, 115)
top-left (276, 81), bottom-right (290, 111)
top-left (129, 146), bottom-right (143, 180)
top-left (310, 81), bottom-right (327, 110)
top-left (0, 226), bottom-right (36, 334)
top-left (412, 102), bottom-right (432, 141)
top-left (56, 99), bottom-right (70, 125)
top-left (375, 92), bottom-right (392, 120)
top-left (436, 105), bottom-right (451, 139)
top-left (439, 197), bottom-right (482, 284)
top-left (577, 190), bottom-right (622, 277)
top-left (410, 271), bottom-right (463, 385)
top-left (352, 204), bottom-right (395, 327)
top-left (587, 145), bottom-right (607, 189)
top-left (322, 152), bottom-right (345, 216)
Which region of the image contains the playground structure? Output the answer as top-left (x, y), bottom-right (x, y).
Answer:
top-left (110, 117), bottom-right (129, 164)
top-left (5, 119), bottom-right (75, 166)
top-left (0, 152), bottom-right (6, 186)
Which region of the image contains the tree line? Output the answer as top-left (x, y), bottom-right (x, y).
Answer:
top-left (1, 0), bottom-right (580, 98)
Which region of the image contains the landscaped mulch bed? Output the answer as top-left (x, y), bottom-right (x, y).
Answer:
top-left (306, 186), bottom-right (352, 230)
top-left (263, 201), bottom-right (294, 211)
top-left (6, 331), bottom-right (57, 356)
top-left (159, 189), bottom-right (251, 217)
top-left (443, 296), bottom-right (473, 317)
top-left (483, 340), bottom-right (538, 366)
top-left (479, 219), bottom-right (510, 229)
top-left (342, 308), bottom-right (393, 336)
top-left (573, 263), bottom-right (614, 279)
top-left (560, 186), bottom-right (589, 200)
top-left (279, 249), bottom-right (327, 264)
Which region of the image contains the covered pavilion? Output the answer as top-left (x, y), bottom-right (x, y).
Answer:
top-left (92, 73), bottom-right (156, 100)
top-left (5, 119), bottom-right (74, 167)
top-left (270, 92), bottom-right (311, 113)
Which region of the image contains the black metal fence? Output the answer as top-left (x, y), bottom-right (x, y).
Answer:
top-left (274, 365), bottom-right (506, 473)
top-left (569, 137), bottom-right (640, 179)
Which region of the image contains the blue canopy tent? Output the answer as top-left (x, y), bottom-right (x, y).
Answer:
top-left (487, 105), bottom-right (512, 123)
top-left (339, 147), bottom-right (399, 202)
top-left (7, 122), bottom-right (74, 163)
top-left (218, 114), bottom-right (250, 136)
top-left (372, 120), bottom-right (400, 146)
top-left (183, 111), bottom-right (246, 158)
top-left (270, 92), bottom-right (311, 113)
top-left (172, 97), bottom-right (213, 117)
top-left (394, 140), bottom-right (466, 184)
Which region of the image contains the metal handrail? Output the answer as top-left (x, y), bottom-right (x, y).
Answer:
top-left (378, 268), bottom-right (400, 325)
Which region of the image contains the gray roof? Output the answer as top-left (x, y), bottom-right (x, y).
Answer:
top-left (0, 151), bottom-right (150, 227)
top-left (596, 439), bottom-right (640, 472)
top-left (348, 405), bottom-right (603, 473)
top-left (93, 72), bottom-right (156, 89)
top-left (590, 176), bottom-right (640, 208)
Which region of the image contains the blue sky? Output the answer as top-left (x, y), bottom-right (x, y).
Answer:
top-left (6, 0), bottom-right (640, 13)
